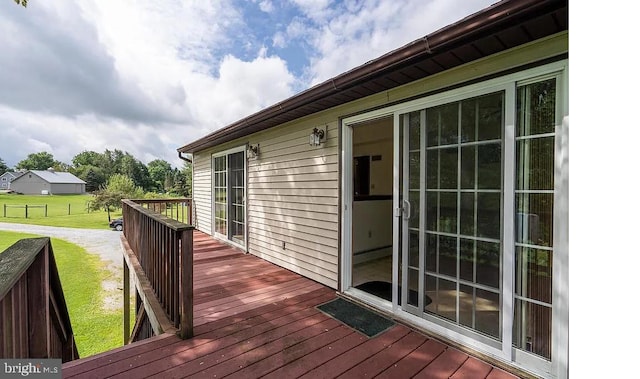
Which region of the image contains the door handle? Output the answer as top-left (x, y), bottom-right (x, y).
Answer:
top-left (403, 199), bottom-right (411, 220)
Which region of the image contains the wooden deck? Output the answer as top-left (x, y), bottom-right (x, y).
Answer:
top-left (62, 231), bottom-right (521, 378)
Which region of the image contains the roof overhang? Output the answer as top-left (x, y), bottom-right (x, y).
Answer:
top-left (178, 0), bottom-right (568, 154)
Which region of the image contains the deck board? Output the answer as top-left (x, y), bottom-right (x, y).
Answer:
top-left (62, 231), bottom-right (523, 379)
top-left (336, 331), bottom-right (428, 378)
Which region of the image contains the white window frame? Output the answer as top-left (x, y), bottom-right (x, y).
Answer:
top-left (340, 59), bottom-right (568, 379)
top-left (211, 145), bottom-right (248, 250)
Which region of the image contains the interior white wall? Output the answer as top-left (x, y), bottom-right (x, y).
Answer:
top-left (352, 118), bottom-right (393, 262)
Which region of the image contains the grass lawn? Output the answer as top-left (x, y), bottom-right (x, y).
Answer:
top-left (0, 231), bottom-right (132, 357)
top-left (0, 193), bottom-right (120, 229)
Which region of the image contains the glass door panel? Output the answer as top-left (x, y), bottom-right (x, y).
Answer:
top-left (401, 90), bottom-right (504, 341)
top-left (403, 111), bottom-right (422, 311)
top-left (513, 78), bottom-right (556, 360)
top-left (213, 149), bottom-right (246, 247)
top-left (213, 156), bottom-right (227, 236)
top-left (228, 151), bottom-right (245, 245)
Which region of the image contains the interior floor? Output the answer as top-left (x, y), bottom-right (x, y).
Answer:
top-left (352, 255), bottom-right (500, 337)
top-left (352, 255), bottom-right (392, 287)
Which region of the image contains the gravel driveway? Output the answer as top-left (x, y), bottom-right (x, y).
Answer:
top-left (0, 222), bottom-right (123, 274)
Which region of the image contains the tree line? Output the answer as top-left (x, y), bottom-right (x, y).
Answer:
top-left (0, 150), bottom-right (191, 197)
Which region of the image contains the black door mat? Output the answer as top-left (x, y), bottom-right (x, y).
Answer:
top-left (354, 280), bottom-right (432, 307)
top-left (317, 297), bottom-right (395, 338)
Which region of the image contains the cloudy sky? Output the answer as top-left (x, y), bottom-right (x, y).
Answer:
top-left (0, 0), bottom-right (496, 169)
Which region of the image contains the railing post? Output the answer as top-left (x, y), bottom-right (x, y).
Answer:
top-left (123, 257), bottom-right (130, 345)
top-left (179, 230), bottom-right (193, 339)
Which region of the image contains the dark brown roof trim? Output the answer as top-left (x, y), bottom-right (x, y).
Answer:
top-left (178, 0), bottom-right (567, 154)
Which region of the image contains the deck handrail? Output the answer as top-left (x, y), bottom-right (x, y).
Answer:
top-left (121, 199), bottom-right (194, 341)
top-left (127, 198), bottom-right (192, 225)
top-left (0, 237), bottom-right (79, 361)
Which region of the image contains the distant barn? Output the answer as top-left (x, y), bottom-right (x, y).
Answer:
top-left (10, 169), bottom-right (86, 195)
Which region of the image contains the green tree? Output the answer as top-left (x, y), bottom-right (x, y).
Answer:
top-left (53, 161), bottom-right (72, 172)
top-left (123, 155), bottom-right (152, 191)
top-left (91, 174), bottom-right (144, 221)
top-left (71, 151), bottom-right (110, 191)
top-left (102, 149), bottom-right (125, 177)
top-left (74, 165), bottom-right (106, 192)
top-left (90, 189), bottom-right (122, 222)
top-left (15, 152), bottom-right (56, 170)
top-left (105, 174), bottom-right (144, 198)
top-left (0, 157), bottom-right (9, 175)
top-left (14, 0), bottom-right (27, 7)
top-left (73, 151), bottom-right (107, 168)
top-left (102, 149), bottom-right (152, 191)
top-left (147, 159), bottom-right (173, 192)
top-left (163, 170), bottom-right (175, 192)
top-left (180, 161), bottom-right (192, 197)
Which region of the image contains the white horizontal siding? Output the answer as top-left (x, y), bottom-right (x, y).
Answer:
top-left (192, 150), bottom-right (212, 235)
top-left (248, 193), bottom-right (338, 206)
top-left (249, 242), bottom-right (337, 288)
top-left (247, 121), bottom-right (339, 289)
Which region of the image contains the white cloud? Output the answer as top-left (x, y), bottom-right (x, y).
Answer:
top-left (272, 31), bottom-right (287, 48)
top-left (0, 0), bottom-right (298, 168)
top-left (291, 0), bottom-right (497, 85)
top-left (258, 1), bottom-right (275, 13)
top-left (0, 0), bottom-right (499, 171)
top-left (289, 0), bottom-right (334, 21)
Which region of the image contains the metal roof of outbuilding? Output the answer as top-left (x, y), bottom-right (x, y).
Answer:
top-left (28, 170), bottom-right (86, 184)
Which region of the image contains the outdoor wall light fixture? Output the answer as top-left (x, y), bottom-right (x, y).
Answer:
top-left (309, 126), bottom-right (326, 146)
top-left (247, 144), bottom-right (260, 158)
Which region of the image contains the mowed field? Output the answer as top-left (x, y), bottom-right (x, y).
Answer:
top-left (0, 193), bottom-right (120, 229)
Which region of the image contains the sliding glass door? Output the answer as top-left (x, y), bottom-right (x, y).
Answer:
top-left (400, 91), bottom-right (505, 340)
top-left (393, 70), bottom-right (563, 373)
top-left (213, 147), bottom-right (246, 247)
top-left (343, 61), bottom-right (567, 377)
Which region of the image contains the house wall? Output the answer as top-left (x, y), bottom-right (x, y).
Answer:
top-left (191, 31), bottom-right (568, 290)
top-left (247, 122), bottom-right (340, 288)
top-left (10, 174), bottom-right (51, 195)
top-left (50, 183), bottom-right (85, 194)
top-left (192, 120), bottom-right (340, 289)
top-left (192, 150), bottom-right (213, 234)
top-left (0, 173), bottom-right (13, 189)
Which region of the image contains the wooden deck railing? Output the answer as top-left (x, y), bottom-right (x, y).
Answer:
top-left (121, 199), bottom-right (194, 343)
top-left (128, 198), bottom-right (192, 225)
top-left (0, 238), bottom-right (78, 362)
